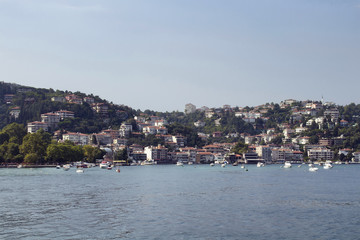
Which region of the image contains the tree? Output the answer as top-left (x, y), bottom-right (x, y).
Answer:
top-left (20, 129), bottom-right (52, 162)
top-left (23, 153), bottom-right (39, 165)
top-left (83, 145), bottom-right (104, 163)
top-left (2, 123), bottom-right (26, 144)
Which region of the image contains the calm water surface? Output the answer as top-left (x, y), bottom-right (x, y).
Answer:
top-left (1, 164), bottom-right (360, 240)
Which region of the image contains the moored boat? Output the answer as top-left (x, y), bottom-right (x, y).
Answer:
top-left (283, 161), bottom-right (292, 168)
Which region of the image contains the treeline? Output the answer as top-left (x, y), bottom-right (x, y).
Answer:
top-left (0, 123), bottom-right (105, 165)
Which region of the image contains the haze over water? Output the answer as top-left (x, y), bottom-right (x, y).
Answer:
top-left (1, 164), bottom-right (360, 239)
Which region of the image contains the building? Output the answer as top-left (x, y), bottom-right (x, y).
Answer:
top-left (62, 132), bottom-right (89, 145)
top-left (55, 110), bottom-right (75, 120)
top-left (144, 145), bottom-right (169, 163)
top-left (9, 107), bottom-right (21, 120)
top-left (120, 123), bottom-right (133, 137)
top-left (41, 112), bottom-right (61, 129)
top-left (308, 148), bottom-right (334, 161)
top-left (324, 108), bottom-right (340, 121)
top-left (185, 103), bottom-right (196, 114)
top-left (27, 121), bottom-right (49, 133)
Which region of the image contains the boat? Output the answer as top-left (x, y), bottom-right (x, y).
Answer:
top-left (309, 166), bottom-right (318, 172)
top-left (99, 161), bottom-right (110, 169)
top-left (176, 161), bottom-right (184, 166)
top-left (17, 164), bottom-right (23, 168)
top-left (116, 167), bottom-right (120, 173)
top-left (141, 160), bottom-right (157, 165)
top-left (283, 161), bottom-right (292, 168)
top-left (76, 168), bottom-right (84, 173)
top-left (107, 166), bottom-right (113, 170)
top-left (221, 163), bottom-right (226, 168)
top-left (63, 164), bottom-right (71, 171)
top-left (210, 163), bottom-right (214, 167)
top-left (232, 162), bottom-right (238, 166)
top-left (188, 161), bottom-right (193, 165)
top-left (56, 165), bottom-right (61, 169)
top-left (257, 162), bottom-right (264, 167)
top-left (323, 161), bottom-right (333, 169)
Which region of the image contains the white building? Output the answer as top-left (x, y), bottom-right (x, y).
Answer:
top-left (185, 103), bottom-right (197, 114)
top-left (27, 121), bottom-right (49, 133)
top-left (62, 132), bottom-right (89, 145)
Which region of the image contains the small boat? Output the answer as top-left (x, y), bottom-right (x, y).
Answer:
top-left (309, 167), bottom-right (318, 172)
top-left (99, 161), bottom-right (110, 169)
top-left (17, 164), bottom-right (23, 168)
top-left (63, 164), bottom-right (71, 171)
top-left (56, 165), bottom-right (61, 169)
top-left (107, 166), bottom-right (112, 170)
top-left (240, 164), bottom-right (245, 169)
top-left (257, 162), bottom-right (264, 167)
top-left (176, 161), bottom-right (184, 166)
top-left (232, 162), bottom-right (238, 166)
top-left (210, 163), bottom-right (214, 167)
top-left (221, 163), bottom-right (226, 168)
top-left (76, 168), bottom-right (84, 173)
top-left (323, 162), bottom-right (333, 169)
top-left (283, 162), bottom-right (292, 168)
top-left (116, 168), bottom-right (120, 173)
top-left (188, 161), bottom-right (193, 165)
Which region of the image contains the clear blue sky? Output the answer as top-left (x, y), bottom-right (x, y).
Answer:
top-left (0, 0), bottom-right (359, 112)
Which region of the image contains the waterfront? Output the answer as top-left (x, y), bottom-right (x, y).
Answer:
top-left (1, 164), bottom-right (360, 239)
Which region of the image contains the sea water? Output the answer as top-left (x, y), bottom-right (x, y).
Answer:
top-left (1, 164), bottom-right (360, 239)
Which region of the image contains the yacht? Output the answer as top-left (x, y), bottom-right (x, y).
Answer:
top-left (176, 161), bottom-right (184, 166)
top-left (63, 164), bottom-right (71, 171)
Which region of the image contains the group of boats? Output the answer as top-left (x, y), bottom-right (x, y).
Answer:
top-left (55, 161), bottom-right (121, 173)
top-left (284, 161), bottom-right (334, 172)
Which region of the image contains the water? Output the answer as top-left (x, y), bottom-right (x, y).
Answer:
top-left (1, 164), bottom-right (360, 240)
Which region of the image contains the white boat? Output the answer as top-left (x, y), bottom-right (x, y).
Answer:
top-left (56, 165), bottom-right (61, 169)
top-left (210, 163), bottom-right (214, 167)
top-left (283, 162), bottom-right (292, 168)
top-left (17, 164), bottom-right (23, 168)
top-left (76, 168), bottom-right (84, 173)
top-left (188, 161), bottom-right (193, 165)
top-left (141, 160), bottom-right (157, 165)
top-left (221, 163), bottom-right (226, 168)
top-left (323, 162), bottom-right (333, 169)
top-left (240, 164), bottom-right (245, 169)
top-left (99, 161), bottom-right (110, 169)
top-left (116, 168), bottom-right (120, 173)
top-left (257, 162), bottom-right (264, 167)
top-left (309, 167), bottom-right (318, 172)
top-left (176, 161), bottom-right (184, 166)
top-left (63, 164), bottom-right (71, 171)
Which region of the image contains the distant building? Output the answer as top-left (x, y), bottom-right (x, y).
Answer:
top-left (185, 103), bottom-right (197, 114)
top-left (27, 121), bottom-right (49, 133)
top-left (62, 132), bottom-right (89, 145)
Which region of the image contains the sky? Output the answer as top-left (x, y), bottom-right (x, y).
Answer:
top-left (0, 0), bottom-right (359, 112)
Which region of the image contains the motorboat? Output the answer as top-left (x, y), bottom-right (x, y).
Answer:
top-left (176, 161), bottom-right (184, 166)
top-left (232, 162), bottom-right (238, 166)
top-left (323, 161), bottom-right (333, 169)
top-left (210, 163), bottom-right (214, 167)
top-left (107, 166), bottom-right (113, 170)
top-left (99, 161), bottom-right (110, 169)
top-left (76, 168), bottom-right (84, 173)
top-left (257, 162), bottom-right (264, 167)
top-left (17, 164), bottom-right (23, 168)
top-left (63, 164), bottom-right (71, 171)
top-left (283, 162), bottom-right (292, 168)
top-left (116, 167), bottom-right (120, 173)
top-left (56, 165), bottom-right (61, 169)
top-left (188, 161), bottom-right (193, 165)
top-left (221, 163), bottom-right (226, 168)
top-left (309, 166), bottom-right (318, 172)
top-left (240, 164), bottom-right (245, 169)
top-left (141, 160), bottom-right (157, 165)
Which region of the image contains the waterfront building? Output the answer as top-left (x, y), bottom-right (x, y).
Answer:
top-left (308, 148), bottom-right (334, 161)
